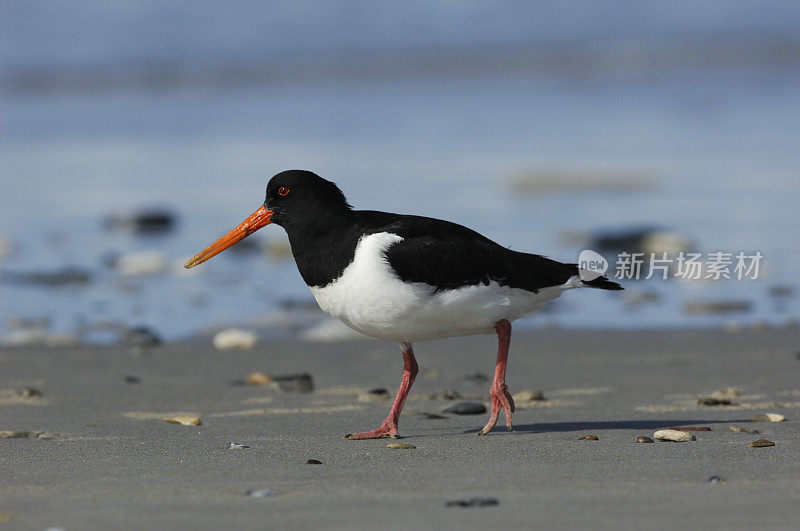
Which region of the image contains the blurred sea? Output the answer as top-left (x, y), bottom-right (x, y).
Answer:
top-left (1, 1), bottom-right (799, 342)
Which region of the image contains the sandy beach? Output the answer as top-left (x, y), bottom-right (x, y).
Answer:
top-left (2, 326), bottom-right (799, 529)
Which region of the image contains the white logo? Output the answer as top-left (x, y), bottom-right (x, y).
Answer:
top-left (578, 249), bottom-right (608, 281)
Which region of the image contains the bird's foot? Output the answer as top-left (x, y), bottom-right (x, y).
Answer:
top-left (477, 384), bottom-right (515, 436)
top-left (345, 420), bottom-right (399, 440)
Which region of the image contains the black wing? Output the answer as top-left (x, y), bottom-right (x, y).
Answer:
top-left (355, 211), bottom-right (582, 293)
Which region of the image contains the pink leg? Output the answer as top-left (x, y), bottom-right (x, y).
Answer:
top-left (478, 319), bottom-right (515, 435)
top-left (346, 343), bottom-right (419, 440)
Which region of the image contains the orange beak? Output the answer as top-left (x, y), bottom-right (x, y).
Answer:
top-left (184, 206), bottom-right (274, 269)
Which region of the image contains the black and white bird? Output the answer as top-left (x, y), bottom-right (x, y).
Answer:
top-left (185, 170), bottom-right (622, 439)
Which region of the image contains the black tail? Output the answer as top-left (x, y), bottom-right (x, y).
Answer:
top-left (582, 276), bottom-right (624, 290)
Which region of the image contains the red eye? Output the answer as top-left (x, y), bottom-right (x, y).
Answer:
top-left (278, 186), bottom-right (290, 196)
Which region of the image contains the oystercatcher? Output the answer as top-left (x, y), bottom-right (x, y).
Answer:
top-left (186, 170), bottom-right (622, 438)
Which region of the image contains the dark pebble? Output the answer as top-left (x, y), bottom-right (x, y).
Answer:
top-left (697, 397), bottom-right (734, 406)
top-left (706, 476), bottom-right (724, 483)
top-left (120, 326), bottom-right (162, 348)
top-left (425, 413), bottom-right (447, 419)
top-left (306, 459), bottom-right (322, 465)
top-left (443, 401), bottom-right (486, 415)
top-left (15, 386), bottom-right (42, 398)
top-left (273, 373), bottom-right (314, 393)
top-left (578, 435), bottom-right (599, 440)
top-left (747, 439), bottom-right (776, 448)
top-left (636, 436), bottom-right (654, 443)
top-left (446, 497), bottom-right (499, 508)
top-left (105, 208), bottom-right (176, 234)
top-left (124, 375), bottom-right (141, 384)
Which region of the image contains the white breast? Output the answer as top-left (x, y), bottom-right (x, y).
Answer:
top-left (309, 232), bottom-right (580, 342)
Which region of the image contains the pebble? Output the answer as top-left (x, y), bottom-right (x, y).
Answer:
top-left (424, 413), bottom-right (447, 419)
top-left (513, 389), bottom-right (546, 402)
top-left (246, 371), bottom-right (273, 385)
top-left (578, 435), bottom-right (599, 440)
top-left (15, 386), bottom-right (43, 398)
top-left (213, 328), bottom-right (258, 350)
top-left (164, 416), bottom-right (202, 426)
top-left (273, 373), bottom-right (314, 393)
top-left (706, 476), bottom-right (724, 483)
top-left (0, 234), bottom-right (12, 259)
top-left (113, 251), bottom-right (168, 276)
top-left (359, 388), bottom-right (391, 401)
top-left (636, 436), bottom-right (654, 443)
top-left (387, 443), bottom-right (416, 449)
top-left (747, 439), bottom-right (776, 448)
top-left (124, 375), bottom-right (141, 384)
top-left (228, 442), bottom-right (249, 449)
top-left (0, 430), bottom-right (43, 438)
top-left (667, 426), bottom-right (711, 431)
top-left (246, 489), bottom-right (275, 498)
top-left (427, 389), bottom-right (463, 400)
top-left (443, 401), bottom-right (486, 415)
top-left (729, 426), bottom-right (759, 434)
top-left (105, 208), bottom-right (176, 234)
top-left (120, 326), bottom-right (162, 348)
top-left (306, 459), bottom-right (322, 465)
top-left (752, 413), bottom-right (785, 422)
top-left (653, 429), bottom-right (696, 442)
top-left (36, 432), bottom-right (57, 440)
top-left (445, 497), bottom-right (499, 508)
top-left (711, 387), bottom-right (744, 400)
top-left (697, 397), bottom-right (734, 406)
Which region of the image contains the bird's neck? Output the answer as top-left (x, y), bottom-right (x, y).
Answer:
top-left (282, 210), bottom-right (361, 288)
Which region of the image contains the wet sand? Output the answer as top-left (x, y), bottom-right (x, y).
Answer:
top-left (2, 326), bottom-right (799, 529)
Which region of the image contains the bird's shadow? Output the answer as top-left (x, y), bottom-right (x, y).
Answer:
top-left (463, 418), bottom-right (750, 435)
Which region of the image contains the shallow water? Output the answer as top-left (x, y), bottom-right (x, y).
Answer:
top-left (1, 2), bottom-right (798, 341)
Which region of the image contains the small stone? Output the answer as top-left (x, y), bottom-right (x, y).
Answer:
top-left (228, 442), bottom-right (249, 449)
top-left (747, 439), bottom-right (776, 448)
top-left (697, 397), bottom-right (734, 406)
top-left (578, 435), bottom-right (599, 440)
top-left (113, 250), bottom-right (168, 276)
top-left (15, 386), bottom-right (42, 398)
top-left (445, 497), bottom-right (499, 508)
top-left (653, 429), bottom-right (696, 442)
top-left (273, 373), bottom-right (314, 393)
top-left (513, 389), bottom-right (546, 402)
top-left (0, 430), bottom-right (43, 438)
top-left (306, 459), bottom-right (322, 464)
top-left (667, 426), bottom-right (711, 431)
top-left (706, 476), bottom-right (724, 483)
top-left (246, 372), bottom-right (273, 385)
top-left (36, 432), bottom-right (57, 439)
top-left (213, 328), bottom-right (258, 350)
top-left (246, 489), bottom-right (275, 498)
top-left (387, 443), bottom-right (416, 449)
top-left (729, 426), bottom-right (759, 434)
top-left (442, 401), bottom-right (486, 415)
top-left (124, 375), bottom-right (141, 384)
top-left (636, 436), bottom-right (654, 443)
top-left (427, 389), bottom-right (463, 400)
top-left (424, 413), bottom-right (446, 419)
top-left (359, 388), bottom-right (391, 401)
top-left (105, 208), bottom-right (176, 234)
top-left (120, 326), bottom-right (162, 348)
top-left (752, 413), bottom-right (785, 422)
top-left (164, 416), bottom-right (202, 426)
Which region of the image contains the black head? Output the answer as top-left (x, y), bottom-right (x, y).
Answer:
top-left (264, 170), bottom-right (351, 227)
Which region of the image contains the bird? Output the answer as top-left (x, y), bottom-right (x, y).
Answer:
top-left (185, 170), bottom-right (622, 439)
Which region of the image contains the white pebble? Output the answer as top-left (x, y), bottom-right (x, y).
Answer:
top-left (115, 251), bottom-right (167, 276)
top-left (653, 429), bottom-right (696, 442)
top-left (753, 413), bottom-right (785, 422)
top-left (213, 328), bottom-right (258, 350)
